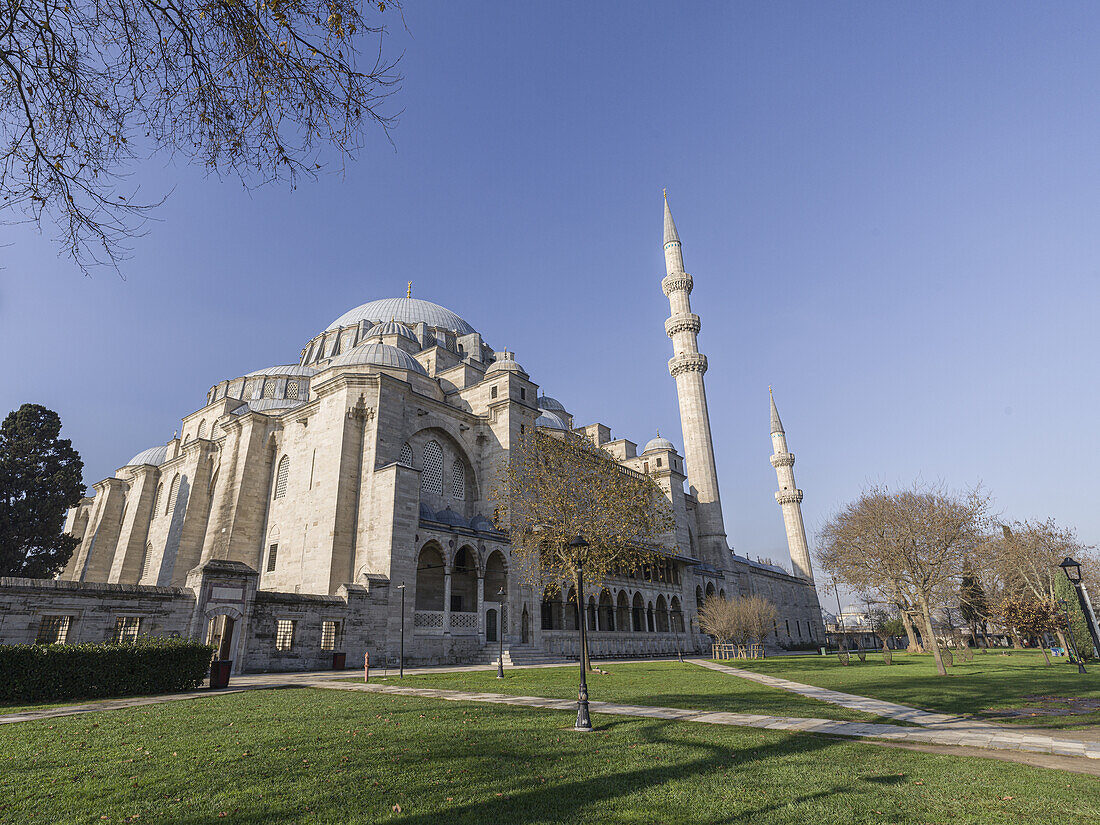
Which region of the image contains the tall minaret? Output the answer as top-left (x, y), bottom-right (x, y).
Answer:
top-left (662, 193), bottom-right (728, 566)
top-left (769, 388), bottom-right (814, 582)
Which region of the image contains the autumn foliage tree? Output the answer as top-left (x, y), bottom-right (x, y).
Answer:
top-left (818, 484), bottom-right (989, 676)
top-left (492, 430), bottom-right (675, 671)
top-left (998, 595), bottom-right (1066, 665)
top-left (1, 0), bottom-right (401, 270)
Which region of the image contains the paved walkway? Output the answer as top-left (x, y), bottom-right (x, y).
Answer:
top-left (4, 661), bottom-right (1099, 765)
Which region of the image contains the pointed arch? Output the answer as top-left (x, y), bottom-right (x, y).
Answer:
top-left (656, 594), bottom-right (670, 632)
top-left (415, 543), bottom-right (445, 611)
top-left (670, 596), bottom-right (684, 632)
top-left (166, 474), bottom-right (181, 515)
top-left (197, 420), bottom-right (207, 439)
top-left (450, 458), bottom-right (466, 500)
top-left (632, 592), bottom-right (645, 632)
top-left (399, 442), bottom-right (414, 467)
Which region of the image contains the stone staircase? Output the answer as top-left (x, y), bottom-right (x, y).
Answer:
top-left (472, 643), bottom-right (573, 668)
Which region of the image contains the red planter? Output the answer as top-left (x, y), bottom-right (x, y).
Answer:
top-left (209, 660), bottom-right (233, 689)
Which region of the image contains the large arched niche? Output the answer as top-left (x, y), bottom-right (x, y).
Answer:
top-left (415, 542), bottom-right (446, 611)
top-left (405, 425), bottom-right (480, 516)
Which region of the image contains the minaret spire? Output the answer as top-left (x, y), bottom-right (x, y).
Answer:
top-left (660, 193), bottom-right (728, 568)
top-left (769, 389), bottom-right (814, 582)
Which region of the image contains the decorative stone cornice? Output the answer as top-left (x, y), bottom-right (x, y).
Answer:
top-left (664, 313), bottom-right (701, 338)
top-left (661, 273), bottom-right (694, 296)
top-left (775, 489), bottom-right (804, 505)
top-left (668, 352), bottom-right (708, 377)
top-left (769, 452), bottom-right (795, 468)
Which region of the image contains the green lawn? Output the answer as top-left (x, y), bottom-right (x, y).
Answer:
top-left (2, 688), bottom-right (1098, 824)
top-left (722, 651), bottom-right (1100, 729)
top-left (370, 661), bottom-right (897, 723)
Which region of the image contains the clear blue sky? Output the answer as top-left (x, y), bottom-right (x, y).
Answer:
top-left (4, 3), bottom-right (1099, 605)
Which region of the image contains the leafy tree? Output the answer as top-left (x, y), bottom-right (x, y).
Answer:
top-left (0, 404), bottom-right (84, 577)
top-left (868, 608), bottom-right (906, 656)
top-left (1, 0), bottom-right (401, 271)
top-left (1054, 575), bottom-right (1096, 661)
top-left (492, 430), bottom-right (675, 671)
top-left (998, 595), bottom-right (1065, 665)
top-left (818, 483), bottom-right (989, 676)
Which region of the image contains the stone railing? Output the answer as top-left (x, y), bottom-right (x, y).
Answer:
top-left (413, 609), bottom-right (479, 636)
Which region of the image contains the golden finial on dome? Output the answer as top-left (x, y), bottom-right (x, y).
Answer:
top-left (406, 281), bottom-right (412, 298)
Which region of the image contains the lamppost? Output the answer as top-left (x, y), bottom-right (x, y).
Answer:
top-left (396, 583), bottom-right (406, 678)
top-left (497, 585), bottom-right (506, 679)
top-left (1060, 557), bottom-right (1100, 659)
top-left (570, 534), bottom-right (592, 732)
top-left (1058, 598), bottom-right (1087, 674)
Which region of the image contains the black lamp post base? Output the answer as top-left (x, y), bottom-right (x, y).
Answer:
top-left (575, 690), bottom-right (592, 731)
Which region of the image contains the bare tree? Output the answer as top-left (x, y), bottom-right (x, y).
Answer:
top-left (1, 0), bottom-right (401, 271)
top-left (818, 483), bottom-right (990, 676)
top-left (697, 594), bottom-right (778, 652)
top-left (492, 429), bottom-right (675, 671)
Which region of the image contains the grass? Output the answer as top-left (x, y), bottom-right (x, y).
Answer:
top-left (365, 661), bottom-right (899, 724)
top-left (722, 651), bottom-right (1100, 729)
top-left (2, 687), bottom-right (1098, 825)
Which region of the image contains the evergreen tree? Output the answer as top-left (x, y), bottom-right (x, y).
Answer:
top-left (959, 567), bottom-right (989, 648)
top-left (1054, 575), bottom-right (1096, 660)
top-left (0, 405), bottom-right (85, 577)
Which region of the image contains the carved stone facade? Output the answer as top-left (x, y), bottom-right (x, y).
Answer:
top-left (1, 199), bottom-right (824, 670)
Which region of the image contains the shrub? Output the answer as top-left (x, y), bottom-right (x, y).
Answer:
top-left (856, 650), bottom-right (867, 662)
top-left (0, 636), bottom-right (214, 704)
top-left (837, 652), bottom-right (850, 666)
top-left (883, 650), bottom-right (893, 665)
top-left (941, 649), bottom-right (954, 668)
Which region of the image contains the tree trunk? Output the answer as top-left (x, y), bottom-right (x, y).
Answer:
top-left (1055, 628), bottom-right (1068, 653)
top-left (900, 609), bottom-right (923, 653)
top-left (918, 597), bottom-right (947, 676)
top-left (977, 620), bottom-right (990, 651)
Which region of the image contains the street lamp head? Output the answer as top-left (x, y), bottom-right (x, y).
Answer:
top-left (1060, 557), bottom-right (1083, 584)
top-left (497, 585), bottom-right (505, 597)
top-left (568, 535), bottom-right (590, 549)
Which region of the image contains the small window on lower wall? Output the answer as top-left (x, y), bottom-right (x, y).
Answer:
top-left (321, 620), bottom-right (342, 651)
top-left (276, 619), bottom-right (296, 651)
top-left (266, 543), bottom-right (278, 573)
top-left (35, 615), bottom-right (71, 645)
top-left (113, 617), bottom-right (142, 644)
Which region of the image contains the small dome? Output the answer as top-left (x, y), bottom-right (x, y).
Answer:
top-left (537, 395), bottom-right (567, 412)
top-left (419, 502), bottom-right (435, 521)
top-left (365, 320), bottom-right (416, 341)
top-left (434, 507), bottom-right (468, 528)
top-left (470, 513), bottom-right (496, 532)
top-left (125, 445), bottom-right (169, 467)
top-left (536, 411), bottom-right (569, 431)
top-left (485, 350), bottom-right (528, 378)
top-left (330, 342), bottom-right (428, 376)
top-left (247, 365), bottom-right (317, 377)
top-left (643, 433), bottom-right (676, 454)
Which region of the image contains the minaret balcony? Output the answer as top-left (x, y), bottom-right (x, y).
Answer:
top-left (661, 273), bottom-right (694, 296)
top-left (664, 313), bottom-right (701, 338)
top-left (769, 452), bottom-right (795, 468)
top-left (776, 489), bottom-right (804, 505)
top-left (668, 353), bottom-right (707, 377)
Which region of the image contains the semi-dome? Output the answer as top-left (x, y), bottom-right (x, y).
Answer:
top-left (365, 319), bottom-right (416, 341)
top-left (470, 513), bottom-right (497, 532)
top-left (125, 445), bottom-right (169, 467)
top-left (419, 502), bottom-right (435, 521)
top-left (330, 342), bottom-right (428, 376)
top-left (536, 411), bottom-right (569, 431)
top-left (643, 433), bottom-right (676, 454)
top-left (327, 297), bottom-right (476, 336)
top-left (485, 350), bottom-right (528, 377)
top-left (537, 395), bottom-right (567, 412)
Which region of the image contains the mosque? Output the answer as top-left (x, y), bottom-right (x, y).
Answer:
top-left (0, 197), bottom-right (824, 670)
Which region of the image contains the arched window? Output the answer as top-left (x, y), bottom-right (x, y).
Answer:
top-left (197, 420), bottom-right (207, 439)
top-left (450, 460), bottom-right (465, 500)
top-left (166, 474), bottom-right (181, 514)
top-left (399, 442), bottom-right (413, 467)
top-left (421, 440), bottom-right (443, 495)
top-left (274, 456), bottom-right (290, 499)
top-left (141, 543), bottom-right (154, 581)
top-left (211, 421), bottom-right (222, 438)
top-left (286, 380), bottom-right (300, 400)
top-left (152, 483), bottom-right (163, 516)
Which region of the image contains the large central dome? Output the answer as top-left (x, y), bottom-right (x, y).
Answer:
top-left (326, 297), bottom-right (476, 336)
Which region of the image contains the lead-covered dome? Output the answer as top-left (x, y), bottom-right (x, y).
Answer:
top-left (330, 342), bottom-right (428, 375)
top-left (643, 433), bottom-right (676, 454)
top-left (327, 298), bottom-right (476, 336)
top-left (536, 411), bottom-right (569, 430)
top-left (485, 350), bottom-right (528, 377)
top-left (365, 319), bottom-right (416, 341)
top-left (537, 395), bottom-right (567, 412)
top-left (125, 445), bottom-right (169, 467)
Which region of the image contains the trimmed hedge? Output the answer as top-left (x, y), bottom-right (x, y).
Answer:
top-left (0, 636), bottom-right (215, 704)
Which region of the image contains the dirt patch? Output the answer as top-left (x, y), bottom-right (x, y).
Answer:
top-left (982, 695), bottom-right (1100, 719)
